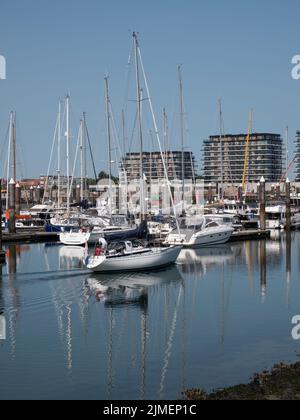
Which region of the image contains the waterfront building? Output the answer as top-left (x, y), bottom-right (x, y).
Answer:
top-left (121, 150), bottom-right (197, 182)
top-left (202, 133), bottom-right (284, 185)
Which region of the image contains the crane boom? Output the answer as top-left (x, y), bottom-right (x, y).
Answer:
top-left (242, 110), bottom-right (253, 192)
top-left (280, 155), bottom-right (297, 183)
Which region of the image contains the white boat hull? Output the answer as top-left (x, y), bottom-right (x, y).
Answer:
top-left (86, 246), bottom-right (182, 273)
top-left (59, 231), bottom-right (90, 246)
top-left (166, 227), bottom-right (234, 248)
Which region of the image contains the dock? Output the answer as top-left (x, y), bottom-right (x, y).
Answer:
top-left (230, 229), bottom-right (270, 242)
top-left (2, 230), bottom-right (59, 244)
top-left (0, 229), bottom-right (270, 246)
top-left (148, 229), bottom-right (271, 247)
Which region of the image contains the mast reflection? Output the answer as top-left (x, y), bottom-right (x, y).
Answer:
top-left (259, 240), bottom-right (267, 302)
top-left (85, 266), bottom-right (184, 400)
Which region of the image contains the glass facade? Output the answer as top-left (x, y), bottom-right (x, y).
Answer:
top-left (202, 133), bottom-right (284, 184)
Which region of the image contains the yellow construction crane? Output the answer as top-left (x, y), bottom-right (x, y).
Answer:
top-left (242, 110), bottom-right (253, 192)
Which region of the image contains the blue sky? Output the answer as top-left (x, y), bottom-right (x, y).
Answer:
top-left (1, 0), bottom-right (300, 178)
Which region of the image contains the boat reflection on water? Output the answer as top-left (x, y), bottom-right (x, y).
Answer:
top-left (1, 233), bottom-right (299, 399)
top-left (59, 246), bottom-right (85, 270)
top-left (177, 245), bottom-right (235, 275)
top-left (85, 265), bottom-right (183, 308)
top-left (87, 277), bottom-right (148, 308)
top-left (85, 265), bottom-right (184, 399)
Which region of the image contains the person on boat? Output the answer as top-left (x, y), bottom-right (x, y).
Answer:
top-left (94, 237), bottom-right (108, 257)
top-left (94, 246), bottom-right (102, 256)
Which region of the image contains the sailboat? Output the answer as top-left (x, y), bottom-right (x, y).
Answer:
top-left (85, 240), bottom-right (182, 273)
top-left (85, 33), bottom-right (183, 273)
top-left (59, 216), bottom-right (147, 246)
top-left (59, 78), bottom-right (147, 246)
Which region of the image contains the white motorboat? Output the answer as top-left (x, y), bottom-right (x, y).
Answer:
top-left (85, 240), bottom-right (182, 273)
top-left (26, 202), bottom-right (55, 219)
top-left (203, 213), bottom-right (243, 230)
top-left (165, 216), bottom-right (234, 248)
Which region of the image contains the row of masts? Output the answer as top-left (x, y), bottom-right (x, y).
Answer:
top-left (103, 33), bottom-right (189, 222)
top-left (2, 33), bottom-right (191, 222)
top-left (42, 95), bottom-right (92, 212)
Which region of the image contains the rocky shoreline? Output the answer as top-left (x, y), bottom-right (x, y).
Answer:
top-left (183, 362), bottom-right (300, 400)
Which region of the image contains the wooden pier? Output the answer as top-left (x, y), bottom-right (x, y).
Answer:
top-left (230, 229), bottom-right (270, 242)
top-left (1, 228), bottom-right (270, 246)
top-left (2, 230), bottom-right (59, 244)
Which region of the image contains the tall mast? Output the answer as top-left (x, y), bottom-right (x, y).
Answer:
top-left (286, 125), bottom-right (289, 174)
top-left (12, 112), bottom-right (17, 183)
top-left (133, 32), bottom-right (145, 222)
top-left (178, 65), bottom-right (185, 212)
top-left (66, 94), bottom-right (70, 212)
top-left (6, 112), bottom-right (13, 210)
top-left (105, 77), bottom-right (113, 218)
top-left (219, 98), bottom-right (224, 200)
top-left (122, 109), bottom-right (126, 157)
top-left (57, 100), bottom-right (62, 207)
top-left (163, 108), bottom-right (169, 180)
top-left (83, 112), bottom-right (87, 201)
top-left (79, 117), bottom-right (84, 202)
top-left (120, 109), bottom-right (129, 215)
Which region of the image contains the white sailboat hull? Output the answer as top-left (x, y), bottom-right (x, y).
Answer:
top-left (86, 246), bottom-right (182, 273)
top-left (59, 231), bottom-right (91, 246)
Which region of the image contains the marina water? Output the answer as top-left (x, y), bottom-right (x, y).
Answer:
top-left (1, 232), bottom-right (300, 400)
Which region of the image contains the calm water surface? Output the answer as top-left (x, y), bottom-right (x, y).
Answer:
top-left (1, 231), bottom-right (300, 400)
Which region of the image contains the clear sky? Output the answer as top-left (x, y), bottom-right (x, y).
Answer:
top-left (1, 0), bottom-right (300, 179)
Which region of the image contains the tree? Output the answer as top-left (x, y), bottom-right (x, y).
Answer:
top-left (98, 171), bottom-right (119, 184)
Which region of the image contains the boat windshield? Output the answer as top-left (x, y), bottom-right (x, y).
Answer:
top-left (107, 239), bottom-right (145, 252)
top-left (180, 217), bottom-right (204, 230)
top-left (110, 215), bottom-right (128, 226)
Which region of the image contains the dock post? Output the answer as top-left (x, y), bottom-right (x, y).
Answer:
top-left (76, 184), bottom-right (81, 203)
top-left (8, 179), bottom-right (16, 234)
top-left (208, 183), bottom-right (213, 204)
top-left (276, 182), bottom-right (281, 200)
top-left (237, 184), bottom-right (243, 202)
top-left (286, 178), bottom-right (291, 230)
top-left (271, 184), bottom-right (275, 198)
top-left (30, 186), bottom-right (34, 204)
top-left (259, 176), bottom-right (266, 232)
top-left (35, 185), bottom-right (41, 204)
top-left (15, 183), bottom-right (21, 215)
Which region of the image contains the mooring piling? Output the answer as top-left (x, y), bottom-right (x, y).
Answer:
top-left (259, 176), bottom-right (266, 231)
